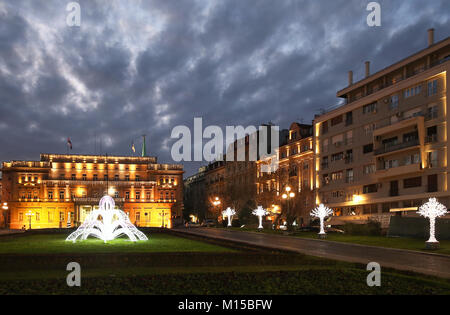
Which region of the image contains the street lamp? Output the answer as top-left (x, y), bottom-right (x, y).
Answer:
top-left (25, 210), bottom-right (34, 230)
top-left (212, 197), bottom-right (221, 206)
top-left (211, 197), bottom-right (221, 220)
top-left (159, 211), bottom-right (168, 228)
top-left (1, 203), bottom-right (8, 229)
top-left (281, 186), bottom-right (295, 229)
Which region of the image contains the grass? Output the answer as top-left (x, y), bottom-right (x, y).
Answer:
top-left (0, 233), bottom-right (234, 254)
top-left (1, 265), bottom-right (449, 295)
top-left (0, 232), bottom-right (449, 294)
top-left (220, 227), bottom-right (450, 255)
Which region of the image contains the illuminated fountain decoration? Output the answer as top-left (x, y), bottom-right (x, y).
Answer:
top-left (66, 195), bottom-right (148, 243)
top-left (252, 206), bottom-right (269, 229)
top-left (310, 204), bottom-right (333, 237)
top-left (417, 198), bottom-right (448, 249)
top-left (222, 207), bottom-right (236, 227)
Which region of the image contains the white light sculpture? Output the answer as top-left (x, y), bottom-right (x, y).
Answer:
top-left (252, 206), bottom-right (269, 229)
top-left (310, 204), bottom-right (333, 235)
top-left (222, 207), bottom-right (236, 227)
top-left (417, 198), bottom-right (448, 244)
top-left (66, 195), bottom-right (148, 243)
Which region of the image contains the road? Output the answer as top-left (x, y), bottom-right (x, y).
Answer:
top-left (174, 227), bottom-right (450, 279)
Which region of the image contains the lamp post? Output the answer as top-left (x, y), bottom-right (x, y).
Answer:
top-left (281, 185), bottom-right (295, 229)
top-left (25, 210), bottom-right (34, 230)
top-left (1, 203), bottom-right (8, 228)
top-left (159, 211), bottom-right (167, 228)
top-left (212, 197), bottom-right (221, 220)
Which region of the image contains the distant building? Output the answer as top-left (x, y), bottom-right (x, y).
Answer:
top-left (1, 154), bottom-right (183, 229)
top-left (184, 166), bottom-right (207, 222)
top-left (313, 29), bottom-right (450, 227)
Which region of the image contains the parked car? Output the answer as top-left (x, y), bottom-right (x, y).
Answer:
top-left (202, 219), bottom-right (215, 227)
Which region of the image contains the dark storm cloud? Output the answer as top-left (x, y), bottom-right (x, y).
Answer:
top-left (0, 0), bottom-right (448, 176)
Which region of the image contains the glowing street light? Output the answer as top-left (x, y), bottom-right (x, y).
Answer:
top-left (417, 198), bottom-right (448, 249)
top-left (310, 204), bottom-right (333, 237)
top-left (252, 206), bottom-right (269, 229)
top-left (25, 210), bottom-right (34, 230)
top-left (281, 186), bottom-right (295, 228)
top-left (222, 207), bottom-right (236, 227)
top-left (212, 197), bottom-right (221, 206)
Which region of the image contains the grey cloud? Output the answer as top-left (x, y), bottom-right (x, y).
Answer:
top-left (0, 0), bottom-right (448, 176)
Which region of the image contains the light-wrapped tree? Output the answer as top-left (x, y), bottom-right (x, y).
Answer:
top-left (310, 204), bottom-right (333, 236)
top-left (417, 198), bottom-right (448, 247)
top-left (252, 206), bottom-right (269, 229)
top-left (222, 207), bottom-right (236, 227)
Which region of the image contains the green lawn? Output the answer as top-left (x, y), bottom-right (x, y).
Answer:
top-left (0, 233), bottom-right (234, 254)
top-left (0, 232), bottom-right (449, 294)
top-left (220, 227), bottom-right (450, 255)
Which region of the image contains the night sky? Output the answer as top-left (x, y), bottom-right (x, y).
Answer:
top-left (0, 0), bottom-right (449, 177)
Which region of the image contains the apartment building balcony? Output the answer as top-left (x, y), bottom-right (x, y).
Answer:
top-left (373, 115), bottom-right (424, 138)
top-left (375, 163), bottom-right (422, 179)
top-left (374, 139), bottom-right (420, 156)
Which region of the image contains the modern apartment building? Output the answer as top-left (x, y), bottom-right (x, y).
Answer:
top-left (314, 29), bottom-right (450, 226)
top-left (1, 154), bottom-right (184, 229)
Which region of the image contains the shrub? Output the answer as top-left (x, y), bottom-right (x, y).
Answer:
top-left (343, 220), bottom-right (382, 236)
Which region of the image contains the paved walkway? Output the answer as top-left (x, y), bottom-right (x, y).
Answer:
top-left (0, 229), bottom-right (25, 236)
top-left (174, 227), bottom-right (450, 279)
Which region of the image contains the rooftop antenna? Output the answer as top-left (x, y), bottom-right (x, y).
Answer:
top-left (105, 153), bottom-right (109, 196)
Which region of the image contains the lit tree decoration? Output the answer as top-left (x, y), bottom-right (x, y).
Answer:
top-left (66, 195), bottom-right (148, 243)
top-left (310, 204), bottom-right (334, 235)
top-left (252, 206), bottom-right (269, 229)
top-left (222, 207), bottom-right (236, 227)
top-left (417, 198), bottom-right (448, 244)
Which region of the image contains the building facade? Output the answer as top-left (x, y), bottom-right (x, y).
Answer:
top-left (1, 154), bottom-right (183, 229)
top-left (256, 123), bottom-right (314, 226)
top-left (184, 166), bottom-right (207, 222)
top-left (314, 29), bottom-right (450, 226)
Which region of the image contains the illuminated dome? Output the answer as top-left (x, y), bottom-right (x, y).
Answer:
top-left (66, 195), bottom-right (148, 243)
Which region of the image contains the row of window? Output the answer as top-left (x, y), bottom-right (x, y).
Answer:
top-left (21, 190), bottom-right (176, 201)
top-left (18, 211), bottom-right (68, 222)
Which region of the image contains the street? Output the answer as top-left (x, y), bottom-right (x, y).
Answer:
top-left (175, 227), bottom-right (450, 279)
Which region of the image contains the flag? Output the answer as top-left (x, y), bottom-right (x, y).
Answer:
top-left (131, 142), bottom-right (136, 153)
top-left (142, 135), bottom-right (147, 157)
top-left (67, 137), bottom-right (73, 150)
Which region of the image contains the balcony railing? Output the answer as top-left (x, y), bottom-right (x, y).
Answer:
top-left (42, 180), bottom-right (157, 186)
top-left (425, 134), bottom-right (438, 144)
top-left (342, 57), bottom-right (449, 106)
top-left (374, 139), bottom-right (420, 155)
top-left (375, 113), bottom-right (424, 130)
top-left (73, 197), bottom-right (125, 203)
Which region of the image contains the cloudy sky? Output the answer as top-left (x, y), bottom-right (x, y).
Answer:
top-left (0, 0), bottom-right (449, 176)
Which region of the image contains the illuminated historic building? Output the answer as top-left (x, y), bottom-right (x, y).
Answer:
top-left (256, 123), bottom-right (314, 225)
top-left (314, 29), bottom-right (450, 227)
top-left (1, 154), bottom-right (183, 229)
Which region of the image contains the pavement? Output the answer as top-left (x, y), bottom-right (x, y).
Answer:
top-left (0, 229), bottom-right (25, 236)
top-left (174, 227), bottom-right (450, 279)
